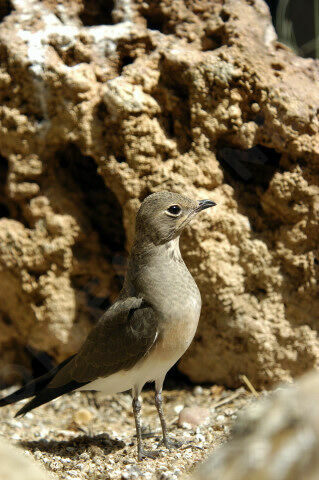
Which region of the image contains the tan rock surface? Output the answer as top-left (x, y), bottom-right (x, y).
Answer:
top-left (191, 370), bottom-right (319, 480)
top-left (0, 437), bottom-right (51, 480)
top-left (0, 0), bottom-right (318, 386)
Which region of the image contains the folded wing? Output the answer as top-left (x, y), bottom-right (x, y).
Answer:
top-left (0, 297), bottom-right (158, 416)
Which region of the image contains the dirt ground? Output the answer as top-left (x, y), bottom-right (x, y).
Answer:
top-left (0, 378), bottom-right (258, 480)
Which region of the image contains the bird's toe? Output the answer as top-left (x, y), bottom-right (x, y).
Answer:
top-left (138, 448), bottom-right (162, 461)
top-left (157, 437), bottom-right (184, 450)
top-left (157, 437), bottom-right (203, 451)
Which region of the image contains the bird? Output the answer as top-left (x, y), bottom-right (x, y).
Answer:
top-left (0, 191), bottom-right (216, 460)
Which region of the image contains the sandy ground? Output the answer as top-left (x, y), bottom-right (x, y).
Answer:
top-left (0, 382), bottom-right (256, 479)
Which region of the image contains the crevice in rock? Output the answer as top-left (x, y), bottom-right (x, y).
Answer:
top-left (0, 343), bottom-right (31, 388)
top-left (117, 36), bottom-right (155, 75)
top-left (139, 4), bottom-right (175, 34)
top-left (153, 69), bottom-right (192, 155)
top-left (119, 55), bottom-right (135, 73)
top-left (0, 155), bottom-right (9, 218)
top-left (48, 39), bottom-right (91, 67)
top-left (79, 0), bottom-right (114, 26)
top-left (53, 144), bottom-right (126, 253)
top-left (271, 62), bottom-right (284, 71)
top-left (0, 0), bottom-right (13, 22)
top-left (40, 144), bottom-right (127, 326)
top-left (217, 144), bottom-right (281, 187)
top-left (220, 9), bottom-right (230, 22)
top-left (71, 273), bottom-right (113, 323)
top-left (217, 143), bottom-right (282, 232)
top-left (202, 23), bottom-right (228, 51)
top-left (0, 155), bottom-right (30, 227)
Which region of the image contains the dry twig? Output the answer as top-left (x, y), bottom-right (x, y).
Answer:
top-left (240, 375), bottom-right (259, 398)
top-left (211, 388), bottom-right (246, 409)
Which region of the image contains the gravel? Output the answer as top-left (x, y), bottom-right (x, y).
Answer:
top-left (0, 384), bottom-right (255, 479)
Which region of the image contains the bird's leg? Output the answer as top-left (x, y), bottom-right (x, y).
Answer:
top-left (155, 385), bottom-right (183, 450)
top-left (132, 392), bottom-right (160, 461)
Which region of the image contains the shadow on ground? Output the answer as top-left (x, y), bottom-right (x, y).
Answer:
top-left (19, 433), bottom-right (125, 457)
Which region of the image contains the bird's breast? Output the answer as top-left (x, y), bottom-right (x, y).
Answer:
top-left (130, 245), bottom-right (202, 359)
top-left (151, 275), bottom-right (202, 359)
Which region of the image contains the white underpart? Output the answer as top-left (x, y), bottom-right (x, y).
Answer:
top-left (78, 341), bottom-right (177, 396)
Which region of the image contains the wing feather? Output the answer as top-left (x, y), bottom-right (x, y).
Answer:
top-left (49, 297), bottom-right (158, 387)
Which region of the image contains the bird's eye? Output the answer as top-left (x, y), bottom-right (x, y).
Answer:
top-left (167, 205), bottom-right (181, 215)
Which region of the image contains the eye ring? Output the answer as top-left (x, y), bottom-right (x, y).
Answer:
top-left (166, 204), bottom-right (182, 216)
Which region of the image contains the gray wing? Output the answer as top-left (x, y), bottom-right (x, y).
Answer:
top-left (49, 297), bottom-right (158, 387)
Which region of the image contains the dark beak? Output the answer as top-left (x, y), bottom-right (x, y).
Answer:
top-left (196, 199), bottom-right (217, 212)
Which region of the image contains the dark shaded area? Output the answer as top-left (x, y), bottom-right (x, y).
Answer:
top-left (43, 144), bottom-right (127, 327)
top-left (49, 41), bottom-right (91, 67)
top-left (217, 144), bottom-right (283, 234)
top-left (0, 156), bottom-right (29, 226)
top-left (163, 363), bottom-right (194, 390)
top-left (117, 36), bottom-right (155, 75)
top-left (139, 3), bottom-right (175, 34)
top-left (26, 346), bottom-right (55, 380)
top-left (56, 144), bottom-right (125, 253)
top-left (0, 0), bottom-right (13, 22)
top-left (116, 155), bottom-right (126, 163)
top-left (71, 273), bottom-right (113, 322)
top-left (20, 433), bottom-right (125, 457)
top-left (202, 25), bottom-right (227, 51)
top-left (265, 0), bottom-right (279, 21)
top-left (79, 0), bottom-right (114, 26)
top-left (220, 9), bottom-right (230, 22)
top-left (285, 0), bottom-right (316, 57)
top-left (0, 155), bottom-right (9, 218)
top-left (265, 0), bottom-right (317, 58)
top-left (217, 145), bottom-right (281, 188)
top-left (153, 67), bottom-right (192, 156)
top-left (120, 55), bottom-right (135, 71)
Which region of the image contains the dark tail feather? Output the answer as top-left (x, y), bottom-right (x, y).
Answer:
top-left (15, 380), bottom-right (85, 417)
top-left (0, 354), bottom-right (76, 407)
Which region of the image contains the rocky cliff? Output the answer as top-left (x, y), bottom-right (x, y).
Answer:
top-left (0, 0), bottom-right (318, 387)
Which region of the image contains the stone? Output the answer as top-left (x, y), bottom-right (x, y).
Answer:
top-left (0, 0), bottom-right (318, 387)
top-left (192, 370), bottom-right (319, 480)
top-left (178, 406), bottom-right (210, 427)
top-left (0, 438), bottom-right (50, 480)
top-left (72, 408), bottom-right (93, 425)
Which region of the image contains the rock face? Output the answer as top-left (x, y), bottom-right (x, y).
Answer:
top-left (192, 370), bottom-right (319, 480)
top-left (0, 0), bottom-right (318, 386)
top-left (0, 437), bottom-right (50, 480)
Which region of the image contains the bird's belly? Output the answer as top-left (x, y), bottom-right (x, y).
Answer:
top-left (78, 350), bottom-right (178, 395)
top-left (80, 284), bottom-right (201, 396)
top-left (79, 309), bottom-right (200, 396)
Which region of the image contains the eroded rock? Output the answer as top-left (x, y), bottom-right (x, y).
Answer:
top-left (192, 370), bottom-right (319, 480)
top-left (0, 0), bottom-right (318, 386)
top-left (0, 437), bottom-right (50, 480)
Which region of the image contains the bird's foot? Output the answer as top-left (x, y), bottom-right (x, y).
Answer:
top-left (157, 437), bottom-right (185, 450)
top-left (138, 447), bottom-right (163, 461)
top-left (157, 437), bottom-right (203, 451)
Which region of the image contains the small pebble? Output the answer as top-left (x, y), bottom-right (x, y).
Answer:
top-left (121, 465), bottom-right (143, 479)
top-left (50, 460), bottom-right (63, 471)
top-left (216, 414), bottom-right (226, 423)
top-left (193, 386), bottom-right (203, 396)
top-left (178, 407), bottom-right (210, 427)
top-left (73, 408), bottom-right (93, 425)
top-left (174, 404), bottom-right (184, 414)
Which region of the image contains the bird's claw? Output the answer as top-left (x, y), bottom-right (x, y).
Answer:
top-left (138, 448), bottom-right (163, 461)
top-left (157, 437), bottom-right (185, 450)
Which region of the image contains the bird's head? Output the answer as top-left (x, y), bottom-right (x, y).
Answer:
top-left (135, 191), bottom-right (216, 246)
